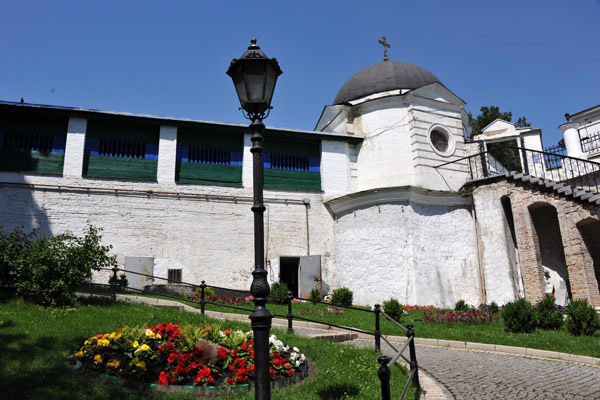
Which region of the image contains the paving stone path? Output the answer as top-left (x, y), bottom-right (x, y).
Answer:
top-left (349, 338), bottom-right (600, 400)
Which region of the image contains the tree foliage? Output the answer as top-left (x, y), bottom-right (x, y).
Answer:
top-left (468, 105), bottom-right (531, 138)
top-left (2, 225), bottom-right (117, 307)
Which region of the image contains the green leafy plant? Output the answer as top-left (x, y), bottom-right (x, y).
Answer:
top-left (536, 295), bottom-right (564, 330)
top-left (0, 226), bottom-right (36, 287)
top-left (330, 287), bottom-right (353, 306)
top-left (382, 298), bottom-right (404, 321)
top-left (269, 281), bottom-right (290, 305)
top-left (109, 273), bottom-right (129, 290)
top-left (488, 301), bottom-right (500, 314)
top-left (454, 299), bottom-right (470, 312)
top-left (565, 299), bottom-right (600, 336)
top-left (309, 287), bottom-right (321, 304)
top-left (11, 225), bottom-right (117, 307)
top-left (501, 298), bottom-right (537, 333)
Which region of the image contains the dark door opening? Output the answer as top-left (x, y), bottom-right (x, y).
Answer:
top-left (280, 257), bottom-right (299, 297)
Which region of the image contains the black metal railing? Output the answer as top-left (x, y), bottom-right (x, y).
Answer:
top-left (543, 143), bottom-right (567, 169)
top-left (581, 132), bottom-right (600, 154)
top-left (436, 146), bottom-right (600, 195)
top-left (81, 267), bottom-right (420, 399)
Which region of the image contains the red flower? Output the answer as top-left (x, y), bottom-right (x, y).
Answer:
top-left (288, 369), bottom-right (295, 377)
top-left (218, 347), bottom-right (228, 360)
top-left (167, 353), bottom-right (179, 363)
top-left (227, 377), bottom-right (235, 385)
top-left (159, 371), bottom-right (170, 386)
top-left (224, 329), bottom-right (230, 335)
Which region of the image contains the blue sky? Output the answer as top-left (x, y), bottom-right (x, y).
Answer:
top-left (1, 1), bottom-right (598, 146)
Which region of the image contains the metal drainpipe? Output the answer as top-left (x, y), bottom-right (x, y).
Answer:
top-left (471, 202), bottom-right (487, 304)
top-left (303, 198), bottom-right (310, 256)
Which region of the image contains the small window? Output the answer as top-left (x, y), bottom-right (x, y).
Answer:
top-left (168, 269), bottom-right (182, 284)
top-left (428, 125), bottom-right (455, 157)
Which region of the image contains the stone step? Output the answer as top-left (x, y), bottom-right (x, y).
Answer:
top-left (310, 332), bottom-right (358, 343)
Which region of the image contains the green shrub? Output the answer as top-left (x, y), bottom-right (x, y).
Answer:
top-left (0, 226), bottom-right (36, 287)
top-left (11, 225), bottom-right (117, 307)
top-left (536, 295), bottom-right (564, 330)
top-left (565, 299), bottom-right (600, 336)
top-left (501, 298), bottom-right (537, 333)
top-left (309, 287), bottom-right (321, 304)
top-left (454, 299), bottom-right (470, 312)
top-left (488, 301), bottom-right (500, 314)
top-left (382, 298), bottom-right (404, 321)
top-left (330, 287), bottom-right (353, 306)
top-left (195, 286), bottom-right (215, 297)
top-left (108, 273), bottom-right (129, 291)
top-left (269, 281), bottom-right (289, 305)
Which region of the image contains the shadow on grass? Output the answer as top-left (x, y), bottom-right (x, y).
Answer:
top-left (317, 383), bottom-right (360, 399)
top-left (0, 329), bottom-right (148, 399)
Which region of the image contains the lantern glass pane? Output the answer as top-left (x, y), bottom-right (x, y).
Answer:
top-left (230, 64), bottom-right (248, 106)
top-left (244, 61), bottom-right (267, 105)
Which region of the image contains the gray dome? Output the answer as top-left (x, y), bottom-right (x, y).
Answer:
top-left (333, 61), bottom-right (442, 105)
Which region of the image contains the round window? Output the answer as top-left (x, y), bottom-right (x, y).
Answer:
top-left (428, 125), bottom-right (455, 156)
top-left (430, 130), bottom-right (449, 153)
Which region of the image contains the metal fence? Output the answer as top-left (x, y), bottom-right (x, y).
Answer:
top-left (82, 266), bottom-right (421, 399)
top-left (436, 145), bottom-right (600, 194)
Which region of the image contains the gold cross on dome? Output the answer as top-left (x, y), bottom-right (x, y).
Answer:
top-left (378, 36), bottom-right (390, 61)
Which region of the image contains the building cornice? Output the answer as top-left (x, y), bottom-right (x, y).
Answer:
top-left (325, 186), bottom-right (472, 215)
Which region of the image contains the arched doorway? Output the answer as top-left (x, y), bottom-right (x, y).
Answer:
top-left (576, 217), bottom-right (600, 295)
top-left (529, 202), bottom-right (571, 304)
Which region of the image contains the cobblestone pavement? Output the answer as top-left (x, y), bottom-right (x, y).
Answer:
top-left (349, 339), bottom-right (600, 400)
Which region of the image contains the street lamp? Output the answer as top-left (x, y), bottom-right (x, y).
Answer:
top-left (226, 38), bottom-right (282, 400)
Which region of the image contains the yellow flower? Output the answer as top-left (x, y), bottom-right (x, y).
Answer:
top-left (130, 357), bottom-right (140, 366)
top-left (76, 351), bottom-right (83, 358)
top-left (137, 360), bottom-right (146, 370)
top-left (97, 338), bottom-right (110, 347)
top-left (145, 329), bottom-right (154, 337)
top-left (155, 333), bottom-right (161, 339)
top-left (132, 341), bottom-right (139, 348)
top-left (94, 354), bottom-right (103, 364)
top-left (140, 344), bottom-right (150, 352)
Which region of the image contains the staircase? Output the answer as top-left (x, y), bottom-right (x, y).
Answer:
top-left (505, 171), bottom-right (600, 205)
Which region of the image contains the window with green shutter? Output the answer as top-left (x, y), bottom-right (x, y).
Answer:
top-left (263, 138), bottom-right (321, 191)
top-left (176, 128), bottom-right (243, 187)
top-left (83, 121), bottom-right (159, 180)
top-left (0, 115), bottom-right (67, 175)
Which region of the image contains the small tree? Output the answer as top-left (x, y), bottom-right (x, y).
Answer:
top-left (565, 299), bottom-right (600, 336)
top-left (501, 298), bottom-right (537, 333)
top-left (12, 225), bottom-right (117, 307)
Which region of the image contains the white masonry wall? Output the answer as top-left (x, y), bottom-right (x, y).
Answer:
top-left (0, 115), bottom-right (338, 293)
top-left (332, 200), bottom-right (480, 308)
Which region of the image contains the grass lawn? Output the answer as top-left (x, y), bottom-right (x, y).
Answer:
top-left (0, 291), bottom-right (417, 400)
top-left (111, 289), bottom-right (600, 358)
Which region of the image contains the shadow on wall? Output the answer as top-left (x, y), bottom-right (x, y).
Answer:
top-left (0, 152), bottom-right (51, 237)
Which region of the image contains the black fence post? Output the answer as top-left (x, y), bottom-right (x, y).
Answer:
top-left (286, 290), bottom-right (294, 333)
top-left (110, 266), bottom-right (119, 301)
top-left (406, 323), bottom-right (421, 392)
top-left (377, 355), bottom-right (391, 400)
top-left (200, 281), bottom-right (206, 316)
top-left (374, 304), bottom-right (381, 352)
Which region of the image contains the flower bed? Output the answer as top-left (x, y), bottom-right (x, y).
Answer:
top-left (74, 322), bottom-right (308, 392)
top-left (421, 308), bottom-right (500, 324)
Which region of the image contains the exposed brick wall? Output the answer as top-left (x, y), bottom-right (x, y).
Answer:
top-left (472, 179), bottom-right (600, 306)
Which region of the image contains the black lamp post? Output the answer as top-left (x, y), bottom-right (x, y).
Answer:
top-left (226, 38), bottom-right (282, 400)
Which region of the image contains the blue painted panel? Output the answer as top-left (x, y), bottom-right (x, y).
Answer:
top-left (88, 139), bottom-right (100, 156)
top-left (309, 156), bottom-right (320, 172)
top-left (231, 150), bottom-right (243, 166)
top-left (51, 135), bottom-right (66, 153)
top-left (263, 153), bottom-right (271, 169)
top-left (0, 131), bottom-right (4, 149)
top-left (145, 143), bottom-right (158, 159)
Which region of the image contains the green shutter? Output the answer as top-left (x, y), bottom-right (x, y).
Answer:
top-left (84, 156), bottom-right (157, 181)
top-left (176, 127), bottom-right (243, 186)
top-left (264, 169), bottom-right (321, 191)
top-left (176, 163), bottom-right (242, 187)
top-left (0, 149), bottom-right (64, 175)
top-left (84, 121), bottom-right (159, 180)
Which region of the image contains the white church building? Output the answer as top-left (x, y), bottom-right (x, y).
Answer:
top-left (1, 59), bottom-right (599, 308)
